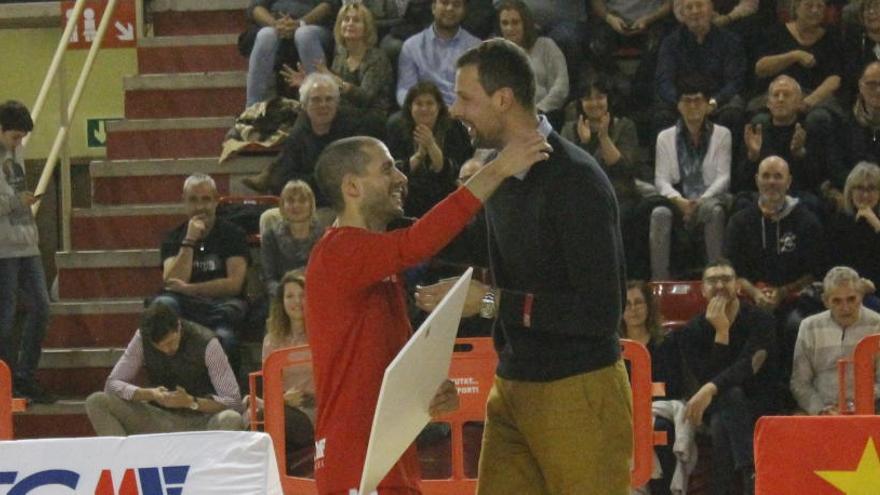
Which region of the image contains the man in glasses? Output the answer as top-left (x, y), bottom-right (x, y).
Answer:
top-left (670, 259), bottom-right (776, 495)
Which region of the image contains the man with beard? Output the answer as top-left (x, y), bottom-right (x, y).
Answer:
top-left (670, 260), bottom-right (775, 495)
top-left (724, 156), bottom-right (823, 383)
top-left (396, 0), bottom-right (480, 106)
top-left (416, 39), bottom-right (632, 494)
top-left (305, 132), bottom-right (550, 495)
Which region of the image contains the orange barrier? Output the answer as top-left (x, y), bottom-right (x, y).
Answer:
top-left (835, 333), bottom-right (880, 415)
top-left (254, 338), bottom-right (661, 493)
top-left (0, 360), bottom-right (27, 441)
top-left (249, 345), bottom-right (318, 495)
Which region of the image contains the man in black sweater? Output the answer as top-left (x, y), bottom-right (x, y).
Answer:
top-left (669, 260), bottom-right (776, 495)
top-left (416, 39), bottom-right (632, 494)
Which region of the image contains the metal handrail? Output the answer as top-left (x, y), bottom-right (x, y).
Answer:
top-left (27, 0), bottom-right (123, 251)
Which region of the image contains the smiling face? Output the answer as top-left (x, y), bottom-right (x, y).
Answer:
top-left (411, 93), bottom-right (441, 128)
top-left (499, 8), bottom-right (525, 47)
top-left (283, 281), bottom-right (305, 322)
top-left (356, 142), bottom-right (408, 226)
top-left (756, 157), bottom-right (792, 205)
top-left (682, 0), bottom-right (713, 36)
top-left (580, 88), bottom-right (609, 121)
top-left (432, 0), bottom-right (465, 32)
top-left (767, 78), bottom-right (803, 123)
top-left (864, 0), bottom-right (880, 34)
top-left (450, 64), bottom-right (504, 149)
top-left (304, 82), bottom-right (340, 132)
top-left (340, 8), bottom-right (365, 43)
top-left (677, 92), bottom-right (710, 128)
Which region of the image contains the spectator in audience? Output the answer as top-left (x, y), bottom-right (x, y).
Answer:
top-left (753, 0), bottom-right (843, 159)
top-left (790, 266), bottom-right (880, 415)
top-left (281, 2), bottom-right (393, 118)
top-left (670, 259), bottom-right (775, 495)
top-left (515, 0), bottom-right (588, 83)
top-left (562, 76), bottom-right (669, 279)
top-left (621, 281), bottom-right (680, 495)
top-left (651, 74), bottom-right (731, 280)
top-left (0, 100), bottom-right (54, 404)
top-left (724, 156), bottom-right (823, 386)
top-left (387, 81), bottom-right (472, 217)
top-left (85, 302), bottom-right (243, 435)
top-left (251, 271), bottom-right (316, 459)
top-left (835, 61), bottom-right (880, 207)
top-left (738, 76), bottom-right (835, 213)
top-left (261, 180), bottom-right (324, 297)
top-left (497, 0), bottom-right (569, 125)
top-left (590, 0), bottom-right (673, 109)
top-left (245, 0), bottom-right (339, 106)
top-left (826, 162), bottom-right (880, 288)
top-left (842, 0), bottom-right (880, 106)
top-left (154, 173), bottom-right (249, 372)
top-left (396, 0), bottom-right (480, 106)
top-left (243, 73), bottom-right (382, 198)
top-left (655, 0), bottom-right (746, 142)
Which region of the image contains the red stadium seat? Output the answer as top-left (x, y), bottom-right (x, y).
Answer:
top-left (649, 281), bottom-right (707, 328)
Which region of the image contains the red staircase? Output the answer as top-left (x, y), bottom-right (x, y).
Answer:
top-left (15, 0), bottom-right (267, 439)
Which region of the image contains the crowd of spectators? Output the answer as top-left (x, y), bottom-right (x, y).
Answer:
top-left (10, 0), bottom-right (880, 492)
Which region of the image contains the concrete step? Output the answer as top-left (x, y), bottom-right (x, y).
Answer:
top-left (106, 116), bottom-right (233, 160)
top-left (71, 204), bottom-right (185, 250)
top-left (47, 299), bottom-right (142, 348)
top-left (150, 0), bottom-right (249, 36)
top-left (56, 249), bottom-right (162, 300)
top-left (138, 35), bottom-right (246, 74)
top-left (124, 71), bottom-right (246, 119)
top-left (91, 156), bottom-right (269, 205)
top-left (13, 399), bottom-right (95, 438)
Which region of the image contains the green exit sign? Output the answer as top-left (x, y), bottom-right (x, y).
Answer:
top-left (86, 118), bottom-right (120, 148)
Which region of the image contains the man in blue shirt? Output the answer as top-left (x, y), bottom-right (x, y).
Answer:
top-left (396, 0), bottom-right (480, 106)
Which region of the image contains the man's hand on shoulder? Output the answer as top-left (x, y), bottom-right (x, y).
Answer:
top-left (489, 131), bottom-right (552, 179)
top-left (415, 278), bottom-right (489, 317)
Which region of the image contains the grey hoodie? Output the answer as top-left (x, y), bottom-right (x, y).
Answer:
top-left (0, 143), bottom-right (39, 258)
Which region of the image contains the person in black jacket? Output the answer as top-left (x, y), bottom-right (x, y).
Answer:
top-left (416, 39), bottom-right (632, 494)
top-left (670, 260), bottom-right (776, 495)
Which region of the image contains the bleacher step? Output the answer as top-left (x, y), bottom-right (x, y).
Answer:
top-left (71, 204), bottom-right (186, 250)
top-left (56, 249), bottom-right (162, 300)
top-left (149, 0), bottom-right (249, 36)
top-left (47, 299), bottom-right (142, 347)
top-left (137, 35), bottom-right (245, 74)
top-left (106, 117), bottom-right (234, 160)
top-left (124, 71), bottom-right (246, 119)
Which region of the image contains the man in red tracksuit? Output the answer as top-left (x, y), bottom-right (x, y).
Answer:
top-left (305, 135), bottom-right (550, 494)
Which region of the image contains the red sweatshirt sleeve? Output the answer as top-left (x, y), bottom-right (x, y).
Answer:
top-left (321, 187), bottom-right (481, 289)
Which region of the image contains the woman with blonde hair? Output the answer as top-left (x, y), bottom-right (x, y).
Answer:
top-left (827, 161), bottom-right (880, 287)
top-left (260, 270), bottom-right (315, 467)
top-left (282, 2), bottom-right (393, 116)
top-left (261, 180), bottom-right (324, 297)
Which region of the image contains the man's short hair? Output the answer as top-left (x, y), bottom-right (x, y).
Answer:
top-left (0, 100), bottom-right (34, 133)
top-left (676, 73), bottom-right (713, 100)
top-left (456, 38), bottom-right (536, 111)
top-left (141, 302), bottom-right (180, 344)
top-left (300, 73), bottom-right (341, 106)
top-left (823, 266), bottom-right (863, 294)
top-left (182, 173), bottom-right (217, 195)
top-left (702, 258), bottom-right (736, 278)
top-left (315, 136), bottom-right (377, 212)
top-left (768, 75), bottom-right (803, 95)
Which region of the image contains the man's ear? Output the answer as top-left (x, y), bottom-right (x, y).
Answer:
top-left (341, 172), bottom-right (361, 201)
top-left (492, 87), bottom-right (514, 112)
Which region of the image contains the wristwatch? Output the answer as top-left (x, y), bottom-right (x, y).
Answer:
top-left (479, 290), bottom-right (497, 319)
top-left (189, 397), bottom-right (199, 411)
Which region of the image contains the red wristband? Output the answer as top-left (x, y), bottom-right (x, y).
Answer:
top-left (523, 293), bottom-right (534, 328)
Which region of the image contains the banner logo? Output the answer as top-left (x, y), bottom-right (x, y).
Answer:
top-left (0, 465), bottom-right (189, 495)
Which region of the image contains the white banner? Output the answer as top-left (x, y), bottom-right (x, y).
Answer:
top-left (0, 431), bottom-right (282, 494)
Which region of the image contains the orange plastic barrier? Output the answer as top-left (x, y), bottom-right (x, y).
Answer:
top-left (254, 338), bottom-right (661, 494)
top-left (249, 345), bottom-right (318, 495)
top-left (0, 360), bottom-right (27, 441)
top-left (755, 415), bottom-right (880, 495)
top-left (835, 333), bottom-right (880, 415)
